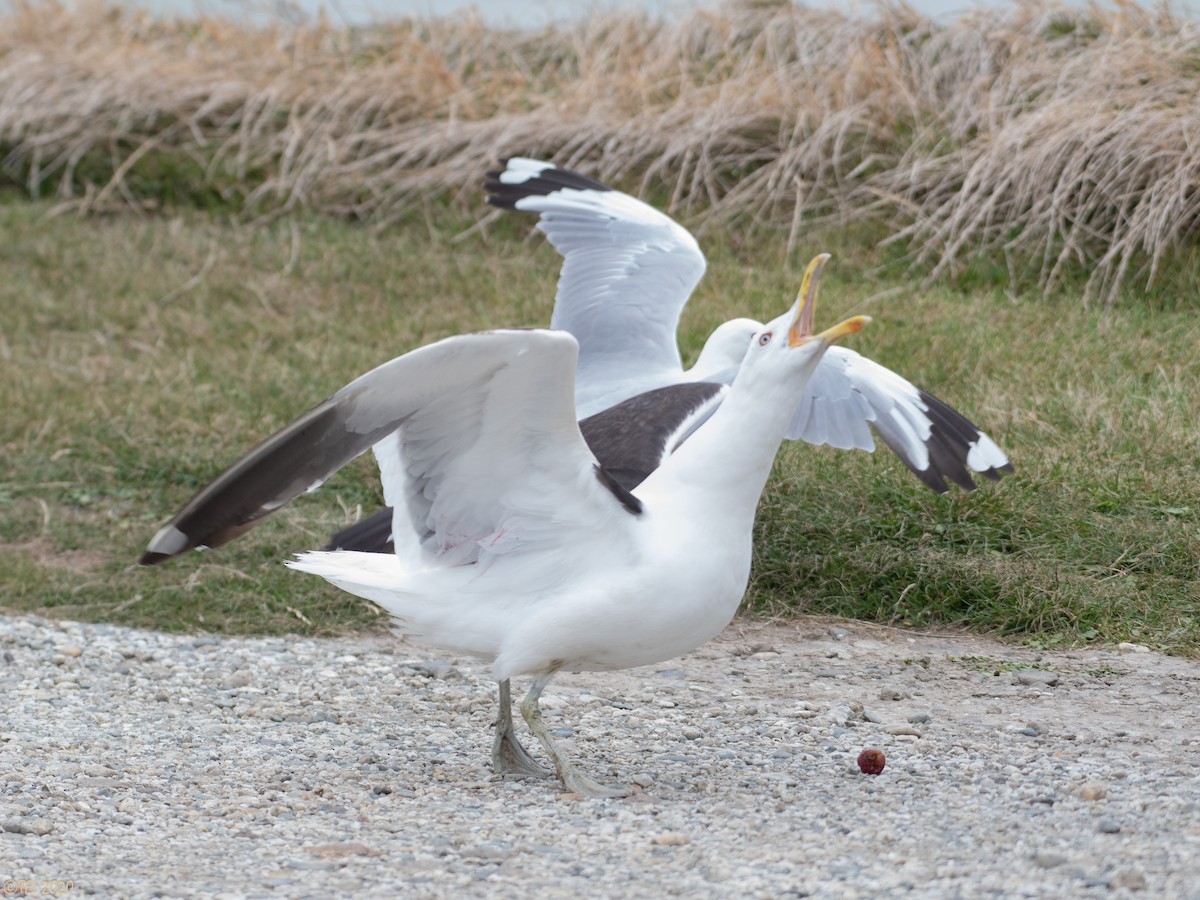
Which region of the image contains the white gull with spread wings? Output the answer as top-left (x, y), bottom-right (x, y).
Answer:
top-left (142, 261), bottom-right (866, 798)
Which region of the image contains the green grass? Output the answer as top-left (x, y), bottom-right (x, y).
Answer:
top-left (1, 199), bottom-right (1197, 651)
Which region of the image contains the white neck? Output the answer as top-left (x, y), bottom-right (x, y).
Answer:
top-left (636, 368), bottom-right (799, 533)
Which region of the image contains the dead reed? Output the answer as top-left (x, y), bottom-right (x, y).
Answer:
top-left (1, 0), bottom-right (1197, 301)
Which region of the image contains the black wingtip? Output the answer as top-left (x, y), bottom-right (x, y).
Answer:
top-left (138, 550), bottom-right (173, 567)
top-left (870, 388), bottom-right (1017, 495)
top-left (484, 159), bottom-right (614, 211)
top-left (913, 390), bottom-right (1014, 493)
top-left (979, 462), bottom-right (1016, 483)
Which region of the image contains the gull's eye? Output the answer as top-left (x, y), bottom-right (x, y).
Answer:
top-left (757, 331), bottom-right (773, 346)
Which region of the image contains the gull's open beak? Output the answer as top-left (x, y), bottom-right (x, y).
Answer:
top-left (787, 252), bottom-right (869, 347)
top-left (814, 314), bottom-right (870, 344)
top-left (787, 253), bottom-right (830, 347)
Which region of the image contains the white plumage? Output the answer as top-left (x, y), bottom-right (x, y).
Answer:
top-left (291, 302), bottom-right (867, 796)
top-left (142, 257), bottom-right (867, 797)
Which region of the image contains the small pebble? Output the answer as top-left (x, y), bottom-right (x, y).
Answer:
top-left (1080, 782), bottom-right (1107, 801)
top-left (1108, 868), bottom-right (1147, 891)
top-left (650, 832), bottom-right (691, 846)
top-left (1097, 819), bottom-right (1122, 834)
top-left (223, 669), bottom-right (252, 689)
top-left (1032, 852), bottom-right (1068, 869)
top-left (308, 842), bottom-right (378, 859)
top-left (2, 818), bottom-right (53, 836)
top-left (1015, 670), bottom-right (1059, 687)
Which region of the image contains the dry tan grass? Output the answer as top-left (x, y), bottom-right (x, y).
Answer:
top-left (1, 0), bottom-right (1197, 300)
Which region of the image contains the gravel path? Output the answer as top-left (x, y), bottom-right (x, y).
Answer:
top-left (3, 613), bottom-right (1199, 898)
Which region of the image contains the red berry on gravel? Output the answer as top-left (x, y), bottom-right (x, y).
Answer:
top-left (857, 749), bottom-right (886, 775)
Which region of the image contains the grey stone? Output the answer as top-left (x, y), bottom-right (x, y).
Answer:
top-left (1015, 670), bottom-right (1059, 687)
top-left (1032, 852), bottom-right (1068, 869)
top-left (1, 818), bottom-right (53, 836)
top-left (1108, 868), bottom-right (1147, 891)
top-left (2, 611), bottom-right (1197, 898)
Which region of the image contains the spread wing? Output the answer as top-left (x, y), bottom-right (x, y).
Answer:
top-left (487, 158), bottom-right (706, 416)
top-left (140, 329), bottom-right (638, 565)
top-left (787, 346), bottom-right (1012, 492)
top-left (326, 381), bottom-right (728, 556)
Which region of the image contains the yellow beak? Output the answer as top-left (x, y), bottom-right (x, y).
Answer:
top-left (786, 253), bottom-right (830, 347)
top-left (814, 314), bottom-right (871, 344)
top-left (786, 252), bottom-right (869, 346)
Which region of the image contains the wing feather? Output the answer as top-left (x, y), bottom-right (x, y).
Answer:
top-left (486, 158), bottom-right (705, 412)
top-left (141, 329), bottom-right (632, 565)
top-left (785, 347), bottom-right (1011, 492)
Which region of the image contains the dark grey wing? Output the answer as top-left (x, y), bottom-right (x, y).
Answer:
top-left (579, 382), bottom-right (727, 492)
top-left (325, 508), bottom-right (395, 554)
top-left (140, 401), bottom-right (398, 565)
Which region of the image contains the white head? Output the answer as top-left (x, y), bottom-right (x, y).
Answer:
top-left (689, 317), bottom-right (762, 380)
top-left (735, 253), bottom-right (869, 389)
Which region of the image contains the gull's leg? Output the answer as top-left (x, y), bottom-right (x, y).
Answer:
top-left (492, 678), bottom-right (553, 779)
top-left (519, 675), bottom-right (632, 799)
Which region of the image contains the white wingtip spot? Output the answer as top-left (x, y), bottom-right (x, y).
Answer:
top-left (967, 434), bottom-right (1009, 471)
top-left (499, 158), bottom-right (555, 184)
top-left (146, 523), bottom-right (190, 557)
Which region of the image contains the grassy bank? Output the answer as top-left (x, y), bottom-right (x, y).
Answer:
top-left (2, 0), bottom-right (1200, 302)
top-left (1, 199), bottom-right (1197, 650)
